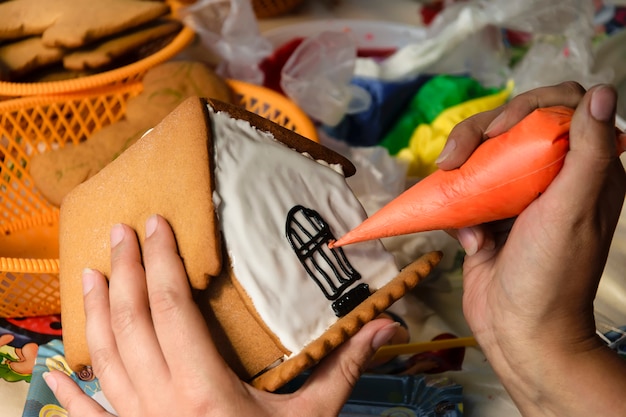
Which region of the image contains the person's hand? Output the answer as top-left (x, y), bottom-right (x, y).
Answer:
top-left (438, 82), bottom-right (626, 416)
top-left (44, 214), bottom-right (400, 417)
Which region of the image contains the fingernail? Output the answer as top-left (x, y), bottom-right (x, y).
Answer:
top-left (435, 138), bottom-right (456, 164)
top-left (484, 111), bottom-right (506, 137)
top-left (146, 214), bottom-right (158, 238)
top-left (82, 268), bottom-right (96, 295)
top-left (110, 224), bottom-right (125, 248)
top-left (372, 322), bottom-right (401, 351)
top-left (43, 372), bottom-right (56, 392)
top-left (590, 85), bottom-right (616, 122)
top-left (457, 227), bottom-right (478, 256)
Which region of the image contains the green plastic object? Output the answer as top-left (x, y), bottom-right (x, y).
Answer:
top-left (380, 75), bottom-right (500, 155)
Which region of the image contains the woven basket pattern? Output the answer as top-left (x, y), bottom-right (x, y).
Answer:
top-left (228, 79), bottom-right (311, 135)
top-left (0, 265), bottom-right (61, 317)
top-left (0, 79), bottom-right (315, 318)
top-left (0, 84), bottom-right (143, 230)
top-left (0, 26), bottom-right (194, 98)
top-left (252, 0), bottom-right (304, 18)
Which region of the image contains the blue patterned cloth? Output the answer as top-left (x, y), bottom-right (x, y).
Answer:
top-left (23, 339), bottom-right (115, 417)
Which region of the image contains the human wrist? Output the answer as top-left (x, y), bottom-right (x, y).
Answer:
top-left (483, 332), bottom-right (626, 417)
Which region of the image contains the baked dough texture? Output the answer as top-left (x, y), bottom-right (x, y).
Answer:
top-left (30, 61), bottom-right (233, 207)
top-left (59, 97), bottom-right (441, 391)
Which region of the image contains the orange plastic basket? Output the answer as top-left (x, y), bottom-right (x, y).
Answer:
top-left (0, 26), bottom-right (195, 98)
top-left (0, 79), bottom-right (317, 318)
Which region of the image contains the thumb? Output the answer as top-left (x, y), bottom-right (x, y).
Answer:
top-left (548, 85), bottom-right (619, 207)
top-left (570, 84), bottom-right (618, 165)
top-left (527, 84), bottom-right (624, 297)
top-left (298, 318), bottom-right (399, 415)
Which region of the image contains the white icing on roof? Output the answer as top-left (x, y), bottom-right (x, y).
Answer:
top-left (210, 107), bottom-right (399, 354)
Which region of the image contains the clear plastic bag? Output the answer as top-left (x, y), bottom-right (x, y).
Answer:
top-left (280, 31), bottom-right (372, 126)
top-left (503, 0), bottom-right (612, 93)
top-left (354, 0), bottom-right (610, 93)
top-left (179, 0), bottom-right (273, 84)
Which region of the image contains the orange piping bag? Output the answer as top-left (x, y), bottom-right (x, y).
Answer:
top-left (332, 106), bottom-right (625, 248)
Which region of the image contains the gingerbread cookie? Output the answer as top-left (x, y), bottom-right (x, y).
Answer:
top-left (0, 36), bottom-right (64, 81)
top-left (63, 19), bottom-right (182, 71)
top-left (59, 97), bottom-right (442, 391)
top-left (0, 0), bottom-right (169, 48)
top-left (30, 61), bottom-right (233, 206)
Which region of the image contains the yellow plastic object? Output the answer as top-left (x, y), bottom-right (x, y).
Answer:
top-left (0, 79), bottom-right (317, 318)
top-left (0, 26), bottom-right (195, 97)
top-left (397, 81), bottom-right (513, 178)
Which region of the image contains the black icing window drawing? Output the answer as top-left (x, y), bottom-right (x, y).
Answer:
top-left (286, 205), bottom-right (370, 317)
